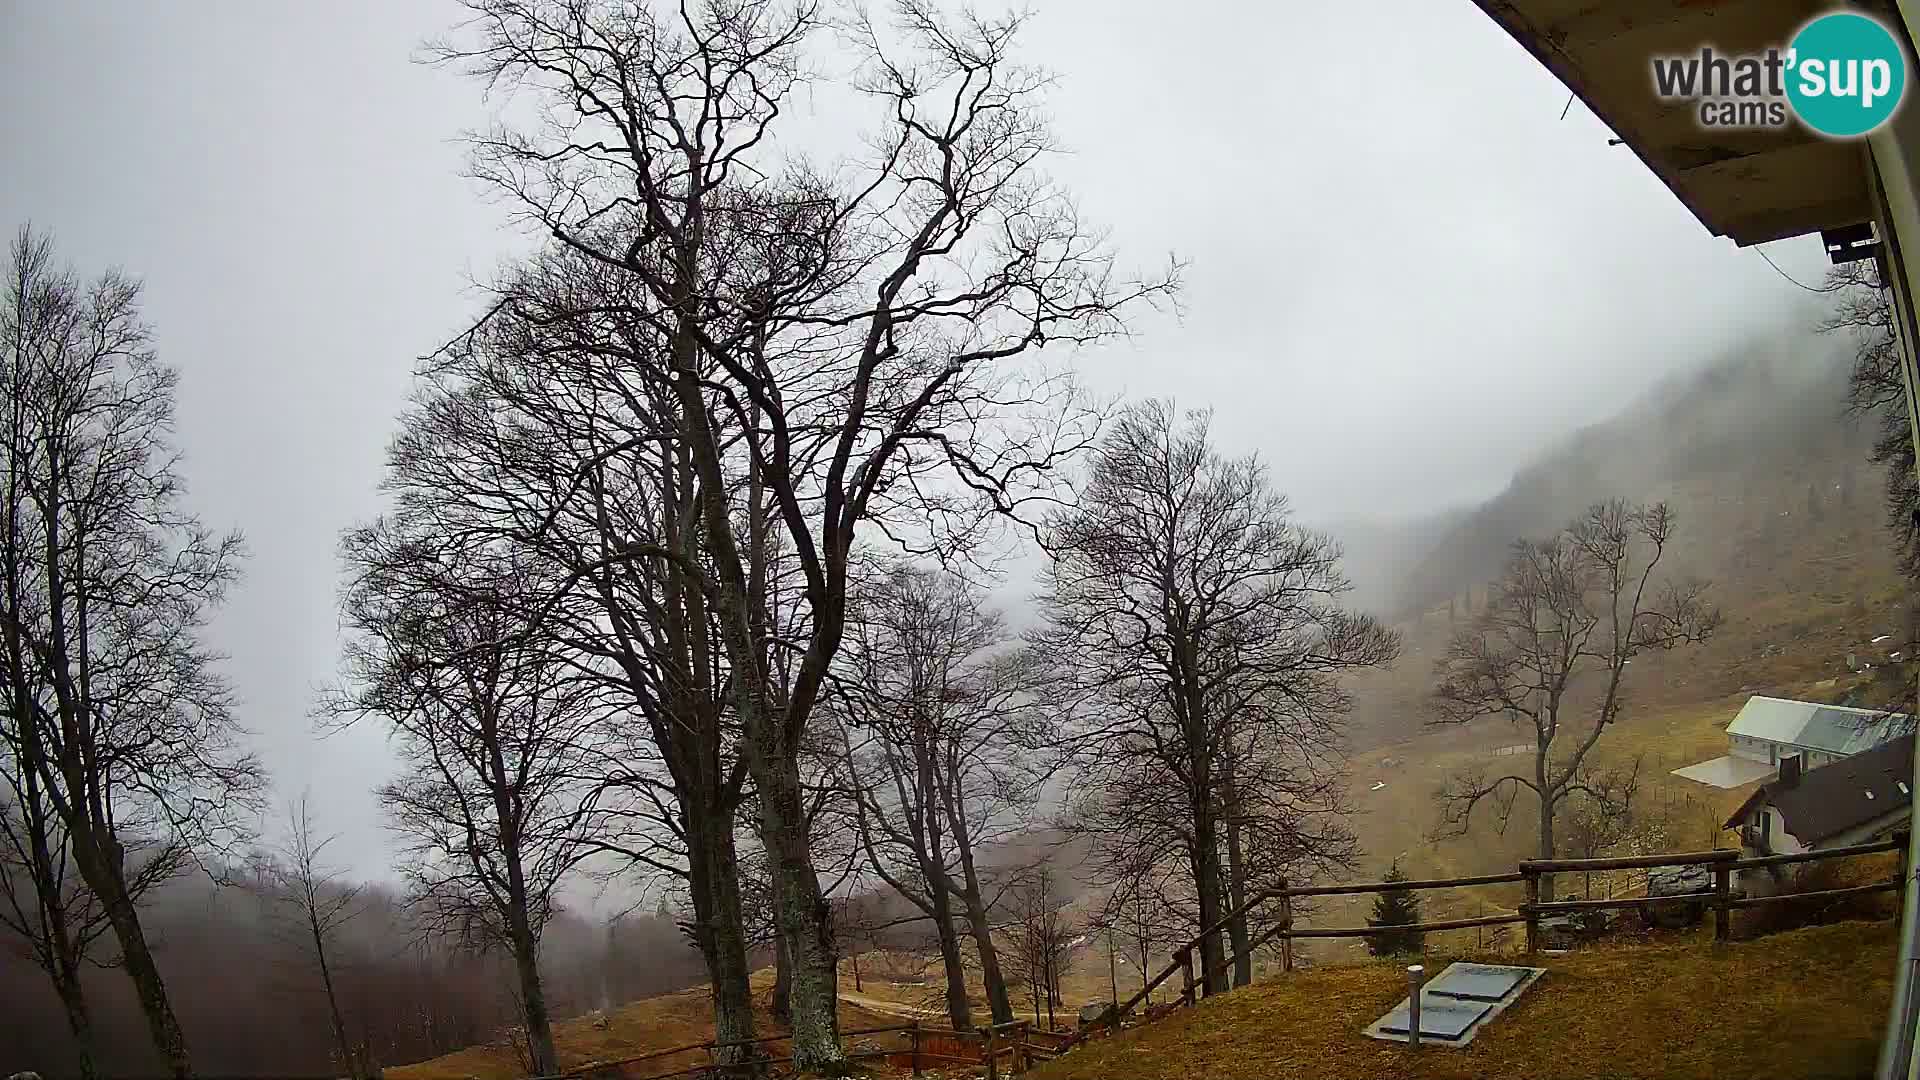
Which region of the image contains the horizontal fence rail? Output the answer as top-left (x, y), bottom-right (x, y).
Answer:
top-left (530, 1017), bottom-right (1097, 1080)
top-left (1074, 828), bottom-right (1910, 1053)
top-left (529, 1022), bottom-right (921, 1080)
top-left (519, 831), bottom-right (1910, 1079)
top-left (1519, 848), bottom-right (1739, 874)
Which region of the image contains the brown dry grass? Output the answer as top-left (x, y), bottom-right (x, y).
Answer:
top-left (1027, 919), bottom-right (1897, 1080)
top-left (385, 976), bottom-right (907, 1080)
top-left (839, 942), bottom-right (1132, 1026)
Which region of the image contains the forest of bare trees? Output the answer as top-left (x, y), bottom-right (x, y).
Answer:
top-left (11, 3), bottom-right (1882, 1079)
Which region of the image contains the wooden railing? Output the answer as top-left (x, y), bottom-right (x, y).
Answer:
top-left (1520, 834), bottom-right (1908, 949)
top-left (527, 1022), bottom-right (919, 1080)
top-left (1076, 831), bottom-right (1910, 1047)
top-left (524, 834), bottom-right (1910, 1079)
top-left (527, 1016), bottom-right (1079, 1080)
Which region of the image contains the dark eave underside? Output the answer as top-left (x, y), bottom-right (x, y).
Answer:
top-left (1472, 0), bottom-right (1877, 246)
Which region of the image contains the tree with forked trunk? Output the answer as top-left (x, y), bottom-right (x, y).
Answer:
top-left (1432, 500), bottom-right (1720, 899)
top-left (0, 225), bottom-right (263, 1080)
top-left (427, 0), bottom-right (1174, 1065)
top-left (335, 541), bottom-right (599, 1080)
top-left (835, 563), bottom-right (1046, 1029)
top-left (1039, 400), bottom-right (1397, 996)
top-left (370, 238), bottom-right (775, 1069)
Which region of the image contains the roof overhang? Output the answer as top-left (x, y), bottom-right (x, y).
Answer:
top-left (1469, 0), bottom-right (1889, 246)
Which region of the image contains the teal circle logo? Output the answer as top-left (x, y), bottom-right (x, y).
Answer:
top-left (1786, 12), bottom-right (1907, 137)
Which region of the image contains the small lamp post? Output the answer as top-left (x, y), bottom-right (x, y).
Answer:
top-left (1406, 964), bottom-right (1425, 1049)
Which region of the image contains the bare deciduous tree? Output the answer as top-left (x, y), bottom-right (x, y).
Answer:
top-left (427, 0), bottom-right (1174, 1064)
top-left (1086, 846), bottom-right (1180, 1010)
top-left (261, 795), bottom-right (368, 1079)
top-left (1558, 762), bottom-right (1642, 899)
top-left (837, 564), bottom-right (1045, 1029)
top-left (1432, 500), bottom-right (1719, 898)
top-left (0, 225), bottom-right (262, 1080)
top-left (336, 542), bottom-right (599, 1079)
top-left (369, 239), bottom-right (773, 1068)
top-left (1007, 861), bottom-right (1076, 1029)
top-left (1039, 400), bottom-right (1397, 995)
top-left (1825, 261), bottom-right (1919, 578)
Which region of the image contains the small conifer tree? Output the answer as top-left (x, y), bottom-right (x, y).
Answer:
top-left (1367, 861), bottom-right (1425, 957)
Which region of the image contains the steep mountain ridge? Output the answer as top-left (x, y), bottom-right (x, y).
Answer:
top-left (1335, 323), bottom-right (1905, 751)
top-left (1332, 322), bottom-right (1870, 620)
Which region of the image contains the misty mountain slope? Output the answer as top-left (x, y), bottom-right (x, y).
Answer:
top-left (1371, 329), bottom-right (1869, 617)
top-left (1339, 327), bottom-right (1907, 752)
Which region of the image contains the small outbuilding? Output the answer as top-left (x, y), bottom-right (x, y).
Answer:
top-left (1724, 696), bottom-right (1907, 772)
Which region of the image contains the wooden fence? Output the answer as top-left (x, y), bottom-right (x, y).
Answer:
top-left (527, 1017), bottom-right (1077, 1080)
top-left (1077, 831), bottom-right (1911, 1044)
top-left (526, 835), bottom-right (1909, 1079)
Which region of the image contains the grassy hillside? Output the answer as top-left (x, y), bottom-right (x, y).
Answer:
top-left (1343, 340), bottom-right (1906, 747)
top-left (1028, 920), bottom-right (1895, 1080)
top-left (393, 339), bottom-right (1916, 1076)
top-left (386, 968), bottom-right (909, 1080)
top-left (1291, 337), bottom-right (1917, 960)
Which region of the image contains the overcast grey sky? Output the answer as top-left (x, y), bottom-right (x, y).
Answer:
top-left (0, 1), bottom-right (1833, 879)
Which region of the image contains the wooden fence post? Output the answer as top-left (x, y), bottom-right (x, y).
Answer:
top-left (1713, 861), bottom-right (1732, 942)
top-left (1179, 949), bottom-right (1196, 1007)
top-left (986, 1024), bottom-right (999, 1080)
top-left (1522, 865), bottom-right (1540, 955)
top-left (1279, 879), bottom-right (1295, 974)
top-left (910, 1020), bottom-right (922, 1079)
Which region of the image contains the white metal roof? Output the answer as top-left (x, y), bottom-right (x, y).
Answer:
top-left (1725, 696), bottom-right (1911, 756)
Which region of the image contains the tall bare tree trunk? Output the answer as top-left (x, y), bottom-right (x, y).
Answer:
top-left (771, 919), bottom-right (792, 1024)
top-left (751, 758), bottom-right (840, 1063)
top-left (9, 705), bottom-right (99, 1080)
top-left (1537, 748), bottom-right (1558, 902)
top-left (662, 235), bottom-right (842, 1072)
top-left (73, 835), bottom-right (191, 1080)
top-left (490, 733), bottom-right (557, 1079)
top-left (311, 921), bottom-right (357, 1079)
top-left (929, 885), bottom-right (973, 1032)
top-left (1189, 815), bottom-right (1230, 996)
top-left (951, 837), bottom-right (1013, 1024)
top-left (508, 922), bottom-right (558, 1078)
top-left (1181, 702), bottom-right (1229, 995)
top-left (685, 805), bottom-right (757, 1068)
top-left (51, 961), bottom-right (98, 1080)
top-left (1223, 843), bottom-right (1251, 988)
top-left (1221, 751), bottom-right (1252, 988)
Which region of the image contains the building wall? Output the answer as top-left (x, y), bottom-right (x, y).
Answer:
top-left (1730, 735), bottom-right (1854, 771)
top-left (1786, 745), bottom-right (1848, 770)
top-left (1822, 809), bottom-right (1910, 850)
top-left (1739, 804), bottom-right (1906, 859)
top-left (1730, 734), bottom-right (1775, 764)
top-left (1765, 808), bottom-right (1807, 856)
